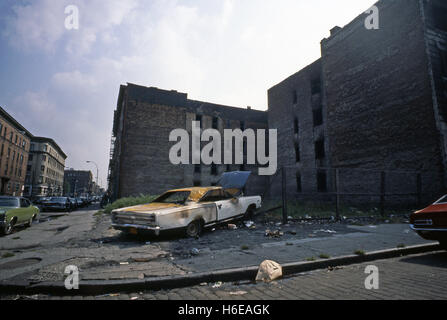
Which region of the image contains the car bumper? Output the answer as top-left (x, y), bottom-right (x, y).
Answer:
top-left (410, 224), bottom-right (447, 241)
top-left (111, 223), bottom-right (161, 236)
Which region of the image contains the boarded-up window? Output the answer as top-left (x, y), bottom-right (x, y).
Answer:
top-left (313, 109), bottom-right (323, 127)
top-left (311, 78), bottom-right (321, 95)
top-left (317, 170), bottom-right (327, 192)
top-left (294, 117), bottom-right (299, 134)
top-left (315, 139), bottom-right (325, 159)
top-left (295, 143), bottom-right (300, 163)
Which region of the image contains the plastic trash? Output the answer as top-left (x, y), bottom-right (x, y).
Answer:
top-left (256, 260), bottom-right (283, 282)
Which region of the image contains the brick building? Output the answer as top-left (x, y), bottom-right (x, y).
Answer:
top-left (268, 0), bottom-right (447, 204)
top-left (64, 170), bottom-right (93, 197)
top-left (0, 107), bottom-right (32, 196)
top-left (25, 137), bottom-right (67, 197)
top-left (108, 83), bottom-right (268, 200)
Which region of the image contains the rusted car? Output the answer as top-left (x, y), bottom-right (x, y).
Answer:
top-left (111, 172), bottom-right (262, 237)
top-left (410, 195), bottom-right (447, 249)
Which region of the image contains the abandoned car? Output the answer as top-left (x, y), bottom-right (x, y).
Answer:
top-left (410, 195), bottom-right (447, 249)
top-left (111, 171), bottom-right (262, 237)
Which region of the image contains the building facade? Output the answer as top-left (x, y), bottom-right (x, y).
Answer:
top-left (25, 137), bottom-right (67, 197)
top-left (64, 170), bottom-right (93, 197)
top-left (108, 84), bottom-right (268, 200)
top-left (268, 0), bottom-right (447, 204)
top-left (0, 107), bottom-right (32, 196)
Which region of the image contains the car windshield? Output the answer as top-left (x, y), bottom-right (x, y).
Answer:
top-left (435, 195), bottom-right (447, 204)
top-left (0, 198), bottom-right (19, 207)
top-left (153, 191), bottom-right (191, 204)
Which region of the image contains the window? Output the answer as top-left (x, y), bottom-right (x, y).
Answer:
top-left (293, 117), bottom-right (299, 134)
top-left (41, 165), bottom-right (45, 172)
top-left (440, 49), bottom-right (447, 78)
top-left (212, 117), bottom-right (219, 130)
top-left (194, 164), bottom-right (201, 173)
top-left (432, 3), bottom-right (447, 32)
top-left (240, 121), bottom-right (246, 131)
top-left (315, 139), bottom-right (325, 160)
top-left (28, 155), bottom-right (33, 161)
top-left (193, 180), bottom-right (201, 187)
top-left (295, 143), bottom-right (300, 163)
top-left (226, 164), bottom-right (231, 172)
top-left (311, 78), bottom-right (321, 95)
top-left (239, 164), bottom-right (245, 171)
top-left (317, 170), bottom-right (327, 192)
top-left (313, 109), bottom-right (323, 127)
top-left (196, 115), bottom-right (202, 128)
top-left (211, 164), bottom-right (218, 176)
top-left (30, 144), bottom-right (35, 151)
top-left (296, 172), bottom-right (302, 192)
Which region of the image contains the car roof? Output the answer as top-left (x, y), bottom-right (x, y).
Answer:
top-left (0, 196), bottom-right (19, 199)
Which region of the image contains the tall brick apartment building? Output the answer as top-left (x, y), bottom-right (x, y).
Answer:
top-left (268, 0), bottom-right (447, 203)
top-left (108, 83), bottom-right (268, 200)
top-left (0, 107), bottom-right (32, 196)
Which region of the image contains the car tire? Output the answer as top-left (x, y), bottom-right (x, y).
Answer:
top-left (25, 216), bottom-right (33, 228)
top-left (1, 220), bottom-right (13, 236)
top-left (186, 220), bottom-right (203, 238)
top-left (244, 206), bottom-right (255, 220)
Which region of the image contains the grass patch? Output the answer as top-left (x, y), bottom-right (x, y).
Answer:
top-left (354, 250), bottom-right (366, 256)
top-left (397, 243), bottom-right (406, 248)
top-left (2, 252), bottom-right (14, 258)
top-left (103, 195), bottom-right (158, 214)
top-left (305, 257), bottom-right (316, 262)
top-left (319, 254), bottom-right (330, 259)
top-left (240, 245), bottom-right (250, 250)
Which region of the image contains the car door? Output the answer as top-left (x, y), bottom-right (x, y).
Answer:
top-left (215, 196), bottom-right (244, 221)
top-left (18, 198), bottom-right (32, 223)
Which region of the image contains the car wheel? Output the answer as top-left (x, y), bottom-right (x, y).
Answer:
top-left (186, 220), bottom-right (203, 238)
top-left (1, 220), bottom-right (13, 236)
top-left (25, 216), bottom-right (34, 228)
top-left (244, 206), bottom-right (255, 220)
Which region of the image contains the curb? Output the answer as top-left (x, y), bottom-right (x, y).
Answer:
top-left (0, 243), bottom-right (441, 296)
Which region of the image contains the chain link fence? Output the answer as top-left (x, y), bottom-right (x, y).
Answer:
top-left (254, 166), bottom-right (445, 221)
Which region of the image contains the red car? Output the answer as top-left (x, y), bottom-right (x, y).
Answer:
top-left (410, 195), bottom-right (447, 249)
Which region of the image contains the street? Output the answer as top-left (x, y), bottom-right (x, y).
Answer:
top-left (0, 205), bottom-right (444, 300)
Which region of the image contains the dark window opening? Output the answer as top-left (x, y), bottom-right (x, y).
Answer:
top-left (240, 121), bottom-right (246, 131)
top-left (313, 108), bottom-right (323, 127)
top-left (296, 173), bottom-right (302, 193)
top-left (311, 78), bottom-right (321, 95)
top-left (315, 139), bottom-right (325, 159)
top-left (240, 164), bottom-right (245, 171)
top-left (212, 117), bottom-right (219, 129)
top-left (432, 4), bottom-right (447, 31)
top-left (293, 90), bottom-right (297, 104)
top-left (293, 118), bottom-right (299, 134)
top-left (194, 164), bottom-right (201, 173)
top-left (440, 49), bottom-right (447, 77)
top-left (317, 170), bottom-right (327, 192)
top-left (193, 180), bottom-right (201, 187)
top-left (196, 114), bottom-right (202, 128)
top-left (226, 164), bottom-right (231, 172)
top-left (211, 164), bottom-right (218, 175)
top-left (295, 143), bottom-right (300, 163)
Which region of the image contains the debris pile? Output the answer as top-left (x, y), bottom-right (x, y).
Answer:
top-left (264, 229), bottom-right (284, 238)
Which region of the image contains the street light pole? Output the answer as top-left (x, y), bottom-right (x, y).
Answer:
top-left (86, 160), bottom-right (99, 195)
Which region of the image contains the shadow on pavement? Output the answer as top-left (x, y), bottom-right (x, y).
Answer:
top-left (400, 251), bottom-right (447, 269)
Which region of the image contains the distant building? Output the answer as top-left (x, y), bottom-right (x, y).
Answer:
top-left (0, 107), bottom-right (32, 196)
top-left (25, 137), bottom-right (67, 197)
top-left (108, 83), bottom-right (268, 200)
top-left (64, 170), bottom-right (93, 197)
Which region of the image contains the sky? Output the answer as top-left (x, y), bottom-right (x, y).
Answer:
top-left (0, 0), bottom-right (376, 189)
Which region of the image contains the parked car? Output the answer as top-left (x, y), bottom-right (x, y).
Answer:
top-left (41, 197), bottom-right (72, 212)
top-left (0, 196), bottom-right (40, 236)
top-left (410, 195), bottom-right (447, 249)
top-left (111, 171), bottom-right (262, 237)
top-left (69, 198), bottom-right (78, 210)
